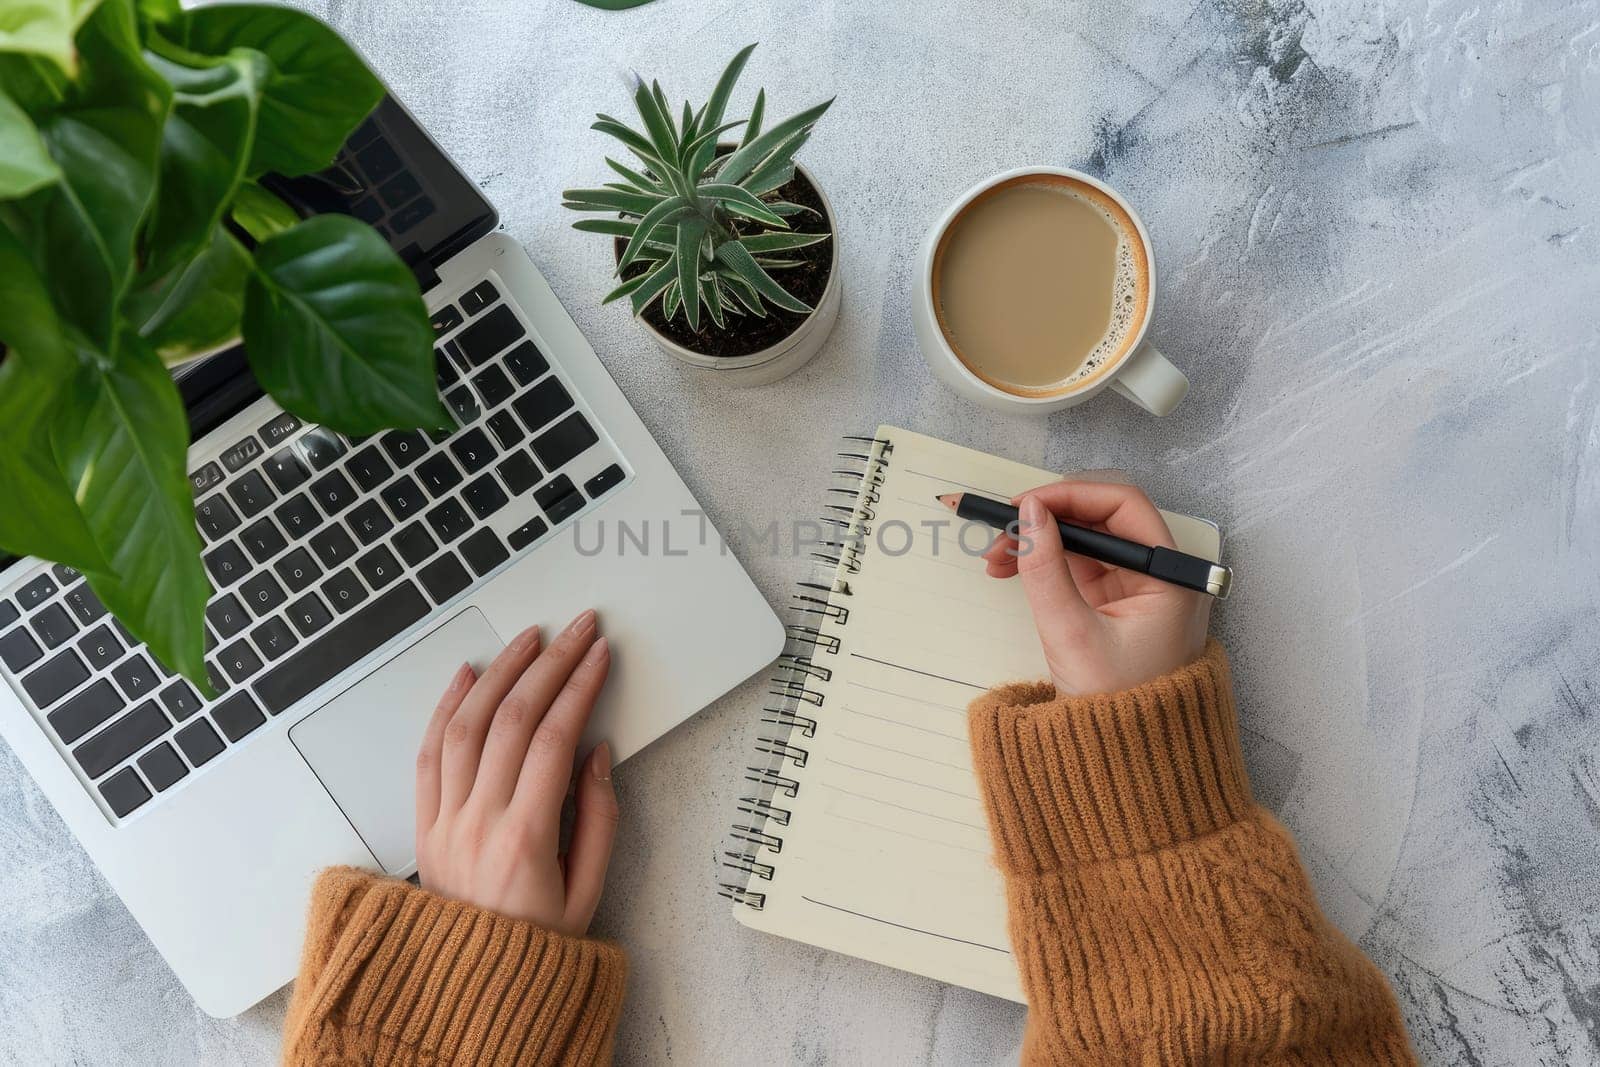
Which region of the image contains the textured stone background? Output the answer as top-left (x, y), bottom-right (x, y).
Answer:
top-left (2, 0), bottom-right (1597, 1063)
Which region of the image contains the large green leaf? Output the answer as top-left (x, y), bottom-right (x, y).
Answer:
top-left (715, 97), bottom-right (832, 187)
top-left (50, 334), bottom-right (211, 688)
top-left (675, 215), bottom-right (706, 332)
top-left (136, 222), bottom-right (250, 361)
top-left (715, 238), bottom-right (809, 313)
top-left (243, 214), bottom-right (450, 434)
top-left (0, 88), bottom-right (61, 196)
top-left (167, 4), bottom-right (382, 177)
top-left (0, 226), bottom-right (109, 572)
top-left (0, 0), bottom-right (103, 75)
top-left (138, 46), bottom-right (265, 283)
top-left (701, 43), bottom-right (754, 133)
top-left (228, 176), bottom-right (297, 240)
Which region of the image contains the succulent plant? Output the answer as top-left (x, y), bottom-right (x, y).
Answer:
top-left (562, 44), bottom-right (833, 333)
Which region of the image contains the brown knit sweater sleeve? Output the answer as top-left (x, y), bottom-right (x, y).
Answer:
top-left (968, 640), bottom-right (1415, 1065)
top-left (281, 867), bottom-right (625, 1066)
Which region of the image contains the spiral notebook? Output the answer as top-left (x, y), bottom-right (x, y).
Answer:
top-left (719, 426), bottom-right (1222, 1002)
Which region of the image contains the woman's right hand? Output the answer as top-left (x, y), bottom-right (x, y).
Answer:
top-left (982, 479), bottom-right (1211, 697)
top-left (414, 609), bottom-right (619, 936)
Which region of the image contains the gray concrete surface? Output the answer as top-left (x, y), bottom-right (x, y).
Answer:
top-left (2, 0), bottom-right (1597, 1062)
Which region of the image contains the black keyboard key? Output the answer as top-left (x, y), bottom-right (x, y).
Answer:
top-left (206, 593), bottom-right (249, 639)
top-left (239, 517), bottom-right (288, 564)
top-left (250, 616), bottom-right (298, 661)
top-left (255, 583), bottom-right (430, 715)
top-left (507, 517), bottom-right (549, 551)
top-left (23, 649), bottom-right (87, 706)
top-left (446, 385), bottom-right (480, 426)
top-left (286, 593), bottom-right (333, 637)
top-left (16, 573), bottom-right (57, 610)
top-left (226, 469), bottom-right (275, 518)
top-left (176, 719), bottom-right (225, 766)
top-left (434, 348), bottom-right (460, 390)
top-left (220, 436), bottom-right (264, 472)
top-left (263, 449), bottom-right (311, 494)
top-left (487, 409), bottom-right (524, 450)
top-left (391, 196), bottom-right (434, 235)
top-left (425, 499), bottom-right (473, 542)
top-left (203, 541), bottom-right (251, 587)
top-left (417, 553), bottom-right (472, 604)
top-left (30, 603), bottom-right (76, 649)
top-left (459, 528), bottom-right (509, 576)
top-left (112, 654), bottom-right (159, 700)
top-left (430, 304), bottom-right (463, 336)
top-left (189, 461), bottom-right (224, 498)
top-left (63, 584), bottom-right (107, 625)
top-left (205, 660), bottom-right (230, 698)
top-left (258, 411), bottom-right (302, 447)
top-left (139, 742), bottom-right (188, 791)
top-left (383, 430), bottom-right (428, 468)
top-left (584, 463), bottom-right (626, 499)
top-left (393, 522), bottom-right (438, 567)
top-left (347, 446), bottom-right (394, 492)
top-left (74, 701), bottom-right (169, 779)
top-left (473, 365), bottom-right (514, 408)
top-left (512, 377), bottom-right (573, 433)
top-left (380, 475), bottom-right (427, 522)
top-left (195, 494), bottom-right (242, 541)
top-left (273, 547), bottom-right (322, 593)
top-left (275, 493), bottom-right (324, 539)
top-left (532, 413), bottom-right (599, 472)
top-left (99, 767), bottom-right (151, 817)
top-left (213, 691), bottom-right (266, 739)
top-left (456, 303), bottom-right (522, 366)
top-left (76, 624), bottom-right (123, 670)
top-left (347, 500), bottom-right (393, 545)
top-left (496, 452), bottom-right (541, 495)
top-left (449, 428), bottom-right (495, 474)
top-left (219, 640), bottom-right (262, 683)
top-left (462, 474), bottom-right (509, 519)
top-left (504, 340), bottom-right (549, 386)
top-left (533, 475), bottom-right (582, 519)
top-left (460, 280), bottom-right (498, 315)
top-left (355, 545), bottom-right (402, 590)
top-left (0, 600), bottom-right (16, 629)
top-left (159, 680), bottom-right (202, 721)
top-left (310, 525), bottom-right (358, 568)
top-left (0, 624), bottom-right (36, 673)
top-left (310, 470), bottom-right (358, 516)
top-left (296, 427), bottom-right (348, 470)
top-left (417, 453), bottom-right (463, 497)
top-left (323, 568), bottom-right (369, 613)
top-left (240, 572), bottom-right (287, 615)
top-left (47, 679), bottom-right (119, 743)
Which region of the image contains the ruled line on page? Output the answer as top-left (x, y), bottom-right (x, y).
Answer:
top-left (824, 812), bottom-right (989, 854)
top-left (827, 760), bottom-right (980, 801)
top-left (835, 733), bottom-right (971, 771)
top-left (845, 683), bottom-right (968, 715)
top-left (800, 896), bottom-right (1012, 954)
top-left (840, 707), bottom-right (965, 741)
top-left (849, 653), bottom-right (987, 690)
top-left (820, 781), bottom-right (985, 828)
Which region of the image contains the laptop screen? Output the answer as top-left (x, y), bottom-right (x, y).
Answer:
top-left (1, 94), bottom-right (498, 573)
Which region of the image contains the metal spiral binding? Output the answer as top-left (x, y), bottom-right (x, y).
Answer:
top-left (718, 434), bottom-right (892, 910)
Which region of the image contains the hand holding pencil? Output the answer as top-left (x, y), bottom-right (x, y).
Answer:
top-left (964, 479), bottom-right (1213, 697)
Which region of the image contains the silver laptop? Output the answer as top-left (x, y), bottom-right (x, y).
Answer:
top-left (0, 95), bottom-right (782, 1017)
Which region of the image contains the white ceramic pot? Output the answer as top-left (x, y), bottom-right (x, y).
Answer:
top-left (634, 161), bottom-right (841, 387)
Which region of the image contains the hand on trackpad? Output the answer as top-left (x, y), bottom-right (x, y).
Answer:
top-left (289, 609), bottom-right (504, 873)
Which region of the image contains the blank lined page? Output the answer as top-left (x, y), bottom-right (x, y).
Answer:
top-left (736, 427), bottom-right (1221, 1002)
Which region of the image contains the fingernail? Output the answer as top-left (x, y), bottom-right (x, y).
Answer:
top-left (585, 636), bottom-right (610, 664)
top-left (592, 741), bottom-right (612, 782)
top-left (452, 662), bottom-right (473, 691)
top-left (512, 624), bottom-right (540, 652)
top-left (1021, 495), bottom-right (1047, 529)
top-left (568, 608), bottom-right (597, 636)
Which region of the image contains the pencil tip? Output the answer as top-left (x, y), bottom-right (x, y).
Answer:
top-left (936, 493), bottom-right (959, 509)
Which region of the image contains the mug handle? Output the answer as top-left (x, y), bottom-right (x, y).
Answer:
top-left (1109, 341), bottom-right (1188, 416)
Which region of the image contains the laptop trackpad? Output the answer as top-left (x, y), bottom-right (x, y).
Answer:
top-left (290, 609), bottom-right (505, 873)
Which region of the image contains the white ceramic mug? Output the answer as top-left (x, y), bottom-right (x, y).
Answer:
top-left (912, 166), bottom-right (1188, 416)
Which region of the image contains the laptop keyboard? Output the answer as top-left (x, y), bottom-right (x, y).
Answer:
top-left (0, 279), bottom-right (630, 823)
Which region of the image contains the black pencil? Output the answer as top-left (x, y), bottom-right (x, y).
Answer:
top-left (936, 492), bottom-right (1232, 598)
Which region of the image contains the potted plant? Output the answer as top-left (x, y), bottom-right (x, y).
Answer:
top-left (0, 0), bottom-right (447, 693)
top-left (563, 44), bottom-right (840, 386)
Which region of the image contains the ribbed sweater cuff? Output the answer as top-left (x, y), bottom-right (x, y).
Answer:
top-left (289, 867), bottom-right (626, 1065)
top-left (968, 639), bottom-right (1253, 873)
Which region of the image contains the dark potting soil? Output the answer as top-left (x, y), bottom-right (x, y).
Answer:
top-left (612, 167), bottom-right (834, 359)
